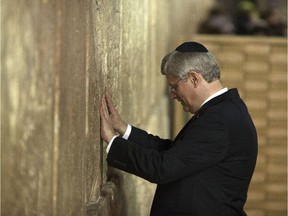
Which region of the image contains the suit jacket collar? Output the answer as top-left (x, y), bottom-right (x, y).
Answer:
top-left (196, 88), bottom-right (239, 118)
top-left (173, 88), bottom-right (240, 142)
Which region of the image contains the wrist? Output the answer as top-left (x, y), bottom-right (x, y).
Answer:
top-left (118, 123), bottom-right (128, 136)
top-left (105, 132), bottom-right (117, 144)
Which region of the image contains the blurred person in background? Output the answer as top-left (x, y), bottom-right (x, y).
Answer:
top-left (234, 0), bottom-right (267, 35)
top-left (199, 0), bottom-right (287, 37)
top-left (198, 4), bottom-right (235, 34)
top-left (261, 8), bottom-right (287, 36)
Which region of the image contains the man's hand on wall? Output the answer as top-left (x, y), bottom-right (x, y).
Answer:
top-left (100, 93), bottom-right (116, 143)
top-left (104, 91), bottom-right (128, 136)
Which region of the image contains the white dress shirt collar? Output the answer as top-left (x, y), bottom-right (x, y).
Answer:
top-left (200, 87), bottom-right (228, 108)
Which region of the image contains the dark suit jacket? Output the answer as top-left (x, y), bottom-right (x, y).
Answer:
top-left (107, 88), bottom-right (258, 216)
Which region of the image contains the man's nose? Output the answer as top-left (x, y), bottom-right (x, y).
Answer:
top-left (170, 91), bottom-right (177, 99)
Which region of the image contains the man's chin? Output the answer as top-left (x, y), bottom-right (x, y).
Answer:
top-left (182, 105), bottom-right (190, 112)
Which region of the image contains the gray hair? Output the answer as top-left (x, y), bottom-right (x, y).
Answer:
top-left (161, 51), bottom-right (220, 83)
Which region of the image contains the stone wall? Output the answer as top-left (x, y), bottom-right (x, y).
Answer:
top-left (172, 35), bottom-right (287, 216)
top-left (1, 0), bottom-right (174, 215)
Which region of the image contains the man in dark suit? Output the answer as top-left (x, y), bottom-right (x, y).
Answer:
top-left (100, 42), bottom-right (258, 216)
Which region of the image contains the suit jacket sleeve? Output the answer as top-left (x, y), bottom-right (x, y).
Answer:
top-left (127, 126), bottom-right (173, 151)
top-left (107, 112), bottom-right (229, 184)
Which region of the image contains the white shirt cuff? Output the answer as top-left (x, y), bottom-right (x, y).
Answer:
top-left (123, 124), bottom-right (132, 140)
top-left (106, 124), bottom-right (132, 154)
top-left (106, 135), bottom-right (118, 153)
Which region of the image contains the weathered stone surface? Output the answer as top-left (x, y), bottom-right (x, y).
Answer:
top-left (2, 0), bottom-right (176, 215)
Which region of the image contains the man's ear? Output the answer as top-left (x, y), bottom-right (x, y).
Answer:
top-left (188, 71), bottom-right (199, 86)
